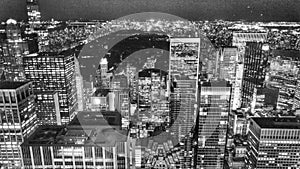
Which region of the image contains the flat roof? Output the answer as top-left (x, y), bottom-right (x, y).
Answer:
top-left (0, 81), bottom-right (30, 90)
top-left (34, 90), bottom-right (57, 95)
top-left (252, 117), bottom-right (300, 129)
top-left (202, 80), bottom-right (231, 87)
top-left (94, 89), bottom-right (110, 97)
top-left (69, 111), bottom-right (121, 126)
top-left (22, 111), bottom-right (127, 146)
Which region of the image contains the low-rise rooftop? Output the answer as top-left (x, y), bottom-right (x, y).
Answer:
top-left (0, 81), bottom-right (30, 90)
top-left (252, 117), bottom-right (300, 129)
top-left (22, 111), bottom-right (127, 147)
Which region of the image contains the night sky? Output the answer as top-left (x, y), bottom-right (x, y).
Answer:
top-left (1, 0), bottom-right (300, 22)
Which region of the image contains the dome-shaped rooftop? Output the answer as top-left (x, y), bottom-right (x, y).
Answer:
top-left (6, 19), bottom-right (17, 25)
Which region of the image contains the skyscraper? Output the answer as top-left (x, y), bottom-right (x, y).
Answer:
top-left (26, 0), bottom-right (41, 29)
top-left (35, 91), bottom-right (61, 125)
top-left (241, 43), bottom-right (270, 110)
top-left (219, 47), bottom-right (240, 110)
top-left (0, 19), bottom-right (29, 81)
top-left (23, 50), bottom-right (77, 125)
top-left (232, 33), bottom-right (268, 53)
top-left (169, 38), bottom-right (200, 142)
top-left (246, 117), bottom-right (300, 169)
top-left (169, 38), bottom-right (200, 169)
top-left (0, 81), bottom-right (37, 168)
top-left (232, 32), bottom-right (268, 109)
top-left (195, 80), bottom-right (231, 169)
top-left (137, 68), bottom-right (169, 124)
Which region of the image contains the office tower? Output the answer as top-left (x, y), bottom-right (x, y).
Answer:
top-left (137, 69), bottom-right (169, 124)
top-left (0, 19), bottom-right (29, 81)
top-left (219, 47), bottom-right (241, 110)
top-left (246, 117), bottom-right (300, 169)
top-left (169, 38), bottom-right (200, 141)
top-left (83, 80), bottom-right (94, 111)
top-left (26, 0), bottom-right (41, 29)
top-left (169, 38), bottom-right (200, 169)
top-left (126, 64), bottom-right (137, 103)
top-left (21, 111), bottom-right (137, 169)
top-left (232, 32), bottom-right (268, 53)
top-left (241, 43), bottom-right (269, 110)
top-left (0, 81), bottom-right (37, 168)
top-left (267, 53), bottom-right (300, 110)
top-left (219, 47), bottom-right (238, 81)
top-left (96, 57), bottom-right (110, 88)
top-left (23, 50), bottom-right (77, 125)
top-left (231, 33), bottom-right (268, 109)
top-left (232, 32), bottom-right (268, 65)
top-left (35, 91), bottom-right (61, 125)
top-left (111, 75), bottom-right (130, 128)
top-left (195, 80), bottom-right (231, 169)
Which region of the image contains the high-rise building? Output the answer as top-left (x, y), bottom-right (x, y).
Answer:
top-left (241, 43), bottom-right (270, 110)
top-left (169, 38), bottom-right (200, 169)
top-left (35, 91), bottom-right (61, 125)
top-left (137, 69), bottom-right (169, 124)
top-left (23, 50), bottom-right (77, 124)
top-left (232, 32), bottom-right (268, 54)
top-left (169, 38), bottom-right (200, 142)
top-left (246, 117), bottom-right (300, 169)
top-left (0, 19), bottom-right (29, 81)
top-left (0, 81), bottom-right (37, 168)
top-left (26, 0), bottom-right (41, 29)
top-left (195, 80), bottom-right (231, 169)
top-left (21, 111), bottom-right (137, 169)
top-left (219, 47), bottom-right (241, 110)
top-left (231, 33), bottom-right (268, 110)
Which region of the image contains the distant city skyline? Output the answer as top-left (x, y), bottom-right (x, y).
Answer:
top-left (1, 0), bottom-right (300, 22)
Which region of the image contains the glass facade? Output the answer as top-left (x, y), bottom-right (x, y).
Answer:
top-left (241, 42), bottom-right (269, 109)
top-left (196, 84), bottom-right (231, 169)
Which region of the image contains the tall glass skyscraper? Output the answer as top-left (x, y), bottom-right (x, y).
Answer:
top-left (241, 42), bottom-right (270, 111)
top-left (169, 38), bottom-right (200, 142)
top-left (169, 38), bottom-right (201, 169)
top-left (195, 80), bottom-right (231, 169)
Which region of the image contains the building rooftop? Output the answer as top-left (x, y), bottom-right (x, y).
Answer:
top-left (94, 88), bottom-right (110, 97)
top-left (22, 111), bottom-right (127, 146)
top-left (233, 32), bottom-right (268, 41)
top-left (138, 68), bottom-right (168, 77)
top-left (0, 81), bottom-right (30, 90)
top-left (34, 90), bottom-right (57, 95)
top-left (202, 80), bottom-right (231, 87)
top-left (69, 111), bottom-right (122, 126)
top-left (252, 117), bottom-right (300, 129)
